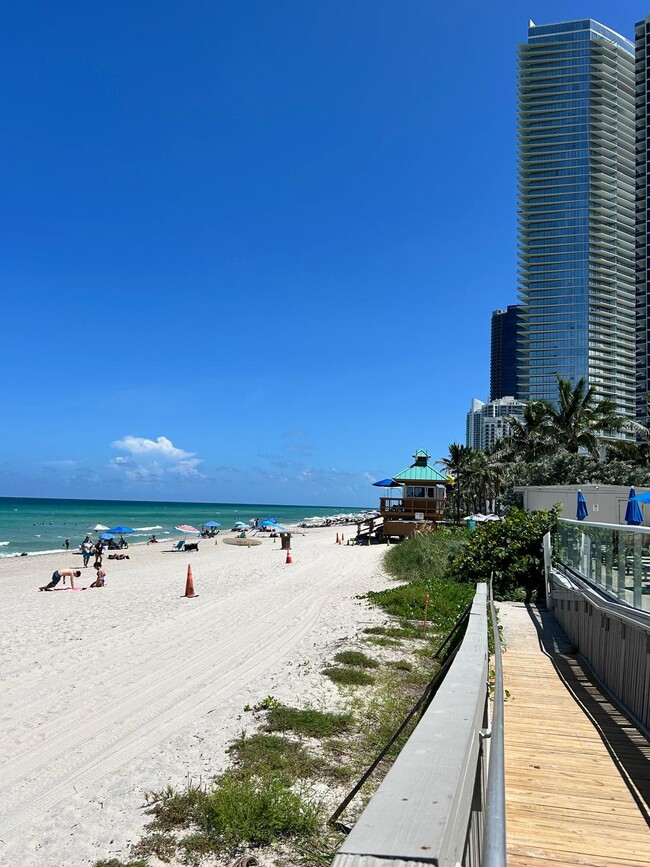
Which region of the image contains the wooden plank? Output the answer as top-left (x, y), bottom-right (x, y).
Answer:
top-left (498, 603), bottom-right (650, 867)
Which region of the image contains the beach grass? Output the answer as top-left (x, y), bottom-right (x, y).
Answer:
top-left (333, 650), bottom-right (379, 668)
top-left (322, 666), bottom-right (375, 686)
top-left (266, 705), bottom-right (353, 738)
top-left (229, 732), bottom-right (326, 780)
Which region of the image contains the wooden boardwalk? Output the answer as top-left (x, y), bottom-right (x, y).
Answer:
top-left (498, 602), bottom-right (650, 867)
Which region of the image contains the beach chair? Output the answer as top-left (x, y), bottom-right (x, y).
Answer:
top-left (171, 540), bottom-right (185, 551)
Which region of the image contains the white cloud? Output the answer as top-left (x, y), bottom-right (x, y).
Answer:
top-left (111, 435), bottom-right (194, 461)
top-left (111, 435), bottom-right (205, 482)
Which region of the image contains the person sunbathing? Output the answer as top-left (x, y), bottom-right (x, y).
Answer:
top-left (89, 566), bottom-right (106, 588)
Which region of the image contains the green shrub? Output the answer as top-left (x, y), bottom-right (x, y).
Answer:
top-left (322, 667), bottom-right (375, 686)
top-left (333, 650), bottom-right (379, 669)
top-left (449, 507), bottom-right (558, 601)
top-left (130, 831), bottom-right (176, 863)
top-left (144, 784), bottom-right (206, 831)
top-left (196, 774), bottom-right (321, 846)
top-left (266, 705), bottom-right (352, 737)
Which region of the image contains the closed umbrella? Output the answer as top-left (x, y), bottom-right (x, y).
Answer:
top-left (576, 490), bottom-right (588, 521)
top-left (625, 487), bottom-right (643, 525)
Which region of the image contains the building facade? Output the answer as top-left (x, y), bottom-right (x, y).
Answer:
top-left (490, 305), bottom-right (521, 400)
top-left (517, 20), bottom-right (636, 421)
top-left (466, 396), bottom-right (526, 451)
top-left (636, 16), bottom-right (650, 425)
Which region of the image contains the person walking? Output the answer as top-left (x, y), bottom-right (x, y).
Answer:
top-left (93, 540), bottom-right (104, 569)
top-left (64, 539), bottom-right (70, 550)
top-left (39, 569), bottom-right (81, 591)
top-left (81, 536), bottom-right (93, 567)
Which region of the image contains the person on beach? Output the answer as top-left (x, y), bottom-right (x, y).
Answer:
top-left (89, 565), bottom-right (106, 588)
top-left (64, 539), bottom-right (70, 550)
top-left (81, 536), bottom-right (93, 567)
top-left (39, 569), bottom-right (81, 591)
top-left (93, 540), bottom-right (104, 568)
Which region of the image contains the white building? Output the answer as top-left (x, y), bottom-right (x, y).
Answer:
top-left (466, 396), bottom-right (526, 451)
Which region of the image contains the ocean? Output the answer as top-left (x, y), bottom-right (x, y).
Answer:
top-left (0, 497), bottom-right (373, 557)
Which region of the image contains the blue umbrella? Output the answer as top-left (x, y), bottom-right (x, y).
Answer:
top-left (108, 526), bottom-right (135, 534)
top-left (632, 489), bottom-right (650, 503)
top-left (99, 533), bottom-right (114, 540)
top-left (625, 487), bottom-right (643, 525)
top-left (372, 478), bottom-right (400, 487)
top-left (576, 490), bottom-right (588, 521)
top-left (259, 519), bottom-right (279, 527)
top-left (202, 520), bottom-right (222, 528)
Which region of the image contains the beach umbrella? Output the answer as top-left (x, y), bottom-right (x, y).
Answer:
top-left (625, 487), bottom-right (643, 526)
top-left (202, 520), bottom-right (222, 528)
top-left (372, 478), bottom-right (400, 487)
top-left (174, 524), bottom-right (200, 535)
top-left (233, 521), bottom-right (248, 528)
top-left (108, 526), bottom-right (135, 534)
top-left (91, 524), bottom-right (109, 532)
top-left (576, 490), bottom-right (588, 521)
top-left (259, 519), bottom-right (279, 527)
top-left (99, 533), bottom-right (114, 540)
top-left (632, 489), bottom-right (650, 503)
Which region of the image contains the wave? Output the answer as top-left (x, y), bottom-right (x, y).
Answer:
top-left (0, 541), bottom-right (10, 546)
top-left (134, 526), bottom-right (163, 531)
top-left (0, 547), bottom-right (64, 559)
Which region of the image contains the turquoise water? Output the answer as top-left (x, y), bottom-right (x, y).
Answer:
top-left (0, 497), bottom-right (372, 557)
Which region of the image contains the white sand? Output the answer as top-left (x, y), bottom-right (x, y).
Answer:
top-left (0, 528), bottom-right (390, 866)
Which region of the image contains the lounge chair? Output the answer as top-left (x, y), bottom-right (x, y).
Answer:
top-left (171, 540), bottom-right (185, 551)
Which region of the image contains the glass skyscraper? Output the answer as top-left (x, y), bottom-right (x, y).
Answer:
top-left (636, 16), bottom-right (650, 424)
top-left (517, 20), bottom-right (636, 419)
top-left (490, 305), bottom-right (521, 400)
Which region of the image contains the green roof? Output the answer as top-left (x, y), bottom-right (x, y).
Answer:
top-left (392, 449), bottom-right (447, 483)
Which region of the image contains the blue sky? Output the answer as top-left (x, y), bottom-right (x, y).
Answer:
top-left (0, 1), bottom-right (643, 505)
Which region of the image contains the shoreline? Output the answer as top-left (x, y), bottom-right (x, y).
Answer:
top-left (0, 526), bottom-right (391, 866)
top-left (0, 505), bottom-right (378, 558)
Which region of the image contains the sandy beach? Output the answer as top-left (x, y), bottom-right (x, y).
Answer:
top-left (0, 527), bottom-right (390, 866)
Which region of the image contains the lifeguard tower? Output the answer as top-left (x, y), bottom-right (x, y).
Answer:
top-left (378, 449), bottom-right (448, 539)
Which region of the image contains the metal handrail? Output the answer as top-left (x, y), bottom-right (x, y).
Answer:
top-left (483, 577), bottom-right (507, 867)
top-left (560, 517), bottom-right (650, 534)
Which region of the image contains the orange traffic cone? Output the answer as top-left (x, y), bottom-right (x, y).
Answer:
top-left (286, 549), bottom-right (292, 564)
top-left (182, 564), bottom-right (198, 598)
top-left (336, 533), bottom-right (339, 544)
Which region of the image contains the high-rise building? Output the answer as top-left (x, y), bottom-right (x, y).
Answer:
top-left (518, 20), bottom-right (636, 421)
top-left (490, 305), bottom-right (522, 400)
top-left (466, 396), bottom-right (526, 451)
top-left (636, 17), bottom-right (650, 424)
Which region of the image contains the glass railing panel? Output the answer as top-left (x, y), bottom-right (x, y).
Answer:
top-left (556, 519), bottom-right (649, 611)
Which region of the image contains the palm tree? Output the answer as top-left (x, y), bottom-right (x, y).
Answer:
top-left (547, 376), bottom-right (623, 456)
top-left (440, 443), bottom-right (472, 523)
top-left (499, 400), bottom-right (555, 463)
